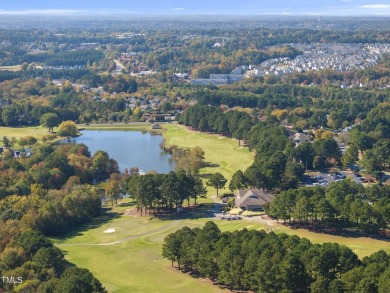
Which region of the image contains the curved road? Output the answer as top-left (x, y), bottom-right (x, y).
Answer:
top-left (57, 220), bottom-right (182, 247)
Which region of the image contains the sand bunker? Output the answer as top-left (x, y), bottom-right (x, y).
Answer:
top-left (103, 228), bottom-right (116, 233)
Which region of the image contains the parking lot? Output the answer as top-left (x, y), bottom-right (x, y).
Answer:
top-left (303, 169), bottom-right (364, 187)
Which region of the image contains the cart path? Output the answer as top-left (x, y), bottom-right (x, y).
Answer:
top-left (57, 220), bottom-right (182, 247)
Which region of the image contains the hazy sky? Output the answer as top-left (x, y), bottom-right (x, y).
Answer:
top-left (0, 0), bottom-right (389, 15)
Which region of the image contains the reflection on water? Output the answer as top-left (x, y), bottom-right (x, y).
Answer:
top-left (67, 130), bottom-right (176, 173)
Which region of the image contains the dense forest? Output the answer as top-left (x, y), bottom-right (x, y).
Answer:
top-left (0, 142), bottom-right (118, 233)
top-left (0, 140), bottom-right (123, 291)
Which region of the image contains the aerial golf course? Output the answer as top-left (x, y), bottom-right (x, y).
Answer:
top-left (37, 124), bottom-right (389, 292)
top-left (54, 200), bottom-right (390, 293)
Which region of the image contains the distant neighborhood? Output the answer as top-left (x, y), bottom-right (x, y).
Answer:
top-left (190, 43), bottom-right (390, 88)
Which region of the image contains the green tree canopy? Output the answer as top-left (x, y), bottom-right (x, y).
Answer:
top-left (207, 172), bottom-right (227, 197)
top-left (58, 120), bottom-right (78, 138)
top-left (40, 112), bottom-right (60, 133)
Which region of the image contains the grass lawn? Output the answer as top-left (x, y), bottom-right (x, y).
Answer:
top-left (0, 65), bottom-right (21, 71)
top-left (162, 124), bottom-right (255, 196)
top-left (55, 200), bottom-right (390, 293)
top-left (0, 126), bottom-right (50, 148)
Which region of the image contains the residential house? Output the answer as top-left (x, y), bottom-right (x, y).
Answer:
top-left (291, 133), bottom-right (311, 146)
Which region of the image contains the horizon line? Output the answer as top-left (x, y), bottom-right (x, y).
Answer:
top-left (0, 12), bottom-right (389, 17)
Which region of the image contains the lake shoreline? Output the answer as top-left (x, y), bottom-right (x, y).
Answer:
top-left (76, 122), bottom-right (163, 132)
top-left (60, 129), bottom-right (176, 173)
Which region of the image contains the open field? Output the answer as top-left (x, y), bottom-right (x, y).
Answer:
top-left (0, 65), bottom-right (21, 71)
top-left (55, 200), bottom-right (390, 293)
top-left (162, 124), bottom-right (255, 195)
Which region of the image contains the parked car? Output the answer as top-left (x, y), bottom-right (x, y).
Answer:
top-left (351, 165), bottom-right (359, 171)
top-left (333, 172), bottom-right (346, 179)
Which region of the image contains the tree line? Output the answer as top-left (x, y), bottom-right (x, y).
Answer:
top-left (179, 105), bottom-right (254, 145)
top-left (0, 48), bottom-right (104, 67)
top-left (163, 221), bottom-right (390, 293)
top-left (179, 105), bottom-right (344, 191)
top-left (104, 168), bottom-right (207, 216)
top-left (184, 83), bottom-right (389, 131)
top-left (269, 181), bottom-right (390, 232)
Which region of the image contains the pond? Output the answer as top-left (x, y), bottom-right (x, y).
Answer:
top-left (68, 130), bottom-right (176, 173)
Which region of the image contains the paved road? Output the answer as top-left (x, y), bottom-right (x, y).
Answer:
top-left (211, 196), bottom-right (224, 218)
top-left (57, 220), bottom-right (182, 247)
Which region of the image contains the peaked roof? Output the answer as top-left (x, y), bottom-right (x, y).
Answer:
top-left (235, 189), bottom-right (275, 209)
top-left (237, 189), bottom-right (248, 198)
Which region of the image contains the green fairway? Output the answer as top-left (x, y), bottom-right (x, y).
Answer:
top-left (162, 124), bottom-right (255, 195)
top-left (55, 200), bottom-right (390, 293)
top-left (61, 239), bottom-right (227, 293)
top-left (55, 204), bottom-right (228, 293)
